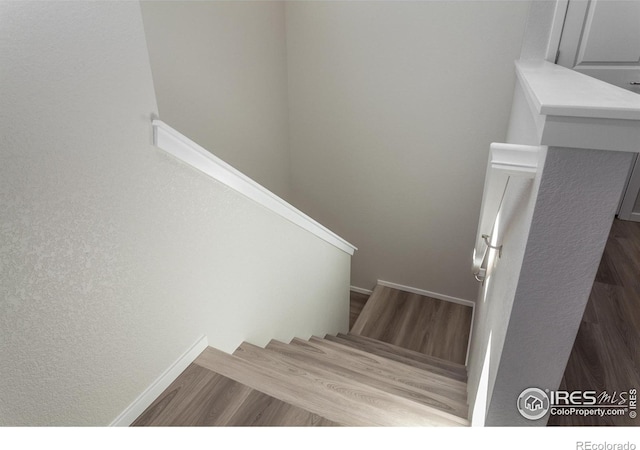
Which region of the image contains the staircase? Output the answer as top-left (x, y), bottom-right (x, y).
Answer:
top-left (133, 332), bottom-right (469, 426)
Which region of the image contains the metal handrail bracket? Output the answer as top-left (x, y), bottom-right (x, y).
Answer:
top-left (472, 143), bottom-right (543, 282)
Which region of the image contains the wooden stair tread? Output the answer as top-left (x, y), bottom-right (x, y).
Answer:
top-left (132, 363), bottom-right (337, 426)
top-left (132, 363), bottom-right (247, 426)
top-left (235, 342), bottom-right (468, 426)
top-left (303, 336), bottom-right (467, 400)
top-left (224, 388), bottom-right (339, 426)
top-left (270, 339), bottom-right (468, 418)
top-left (326, 334), bottom-right (467, 382)
top-left (196, 346), bottom-right (467, 426)
top-left (340, 333), bottom-right (467, 378)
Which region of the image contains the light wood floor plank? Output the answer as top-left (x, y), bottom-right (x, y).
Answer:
top-left (549, 219), bottom-right (640, 427)
top-left (304, 337), bottom-right (468, 400)
top-left (341, 333), bottom-right (467, 377)
top-left (195, 346), bottom-right (467, 426)
top-left (326, 334), bottom-right (468, 383)
top-left (235, 342), bottom-right (468, 426)
top-left (350, 285), bottom-right (472, 364)
top-left (225, 389), bottom-right (339, 427)
top-left (274, 338), bottom-right (468, 417)
top-left (132, 363), bottom-right (252, 426)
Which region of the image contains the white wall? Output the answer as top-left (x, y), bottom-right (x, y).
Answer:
top-left (140, 1), bottom-right (291, 199)
top-left (285, 1), bottom-right (531, 300)
top-left (0, 1), bottom-right (349, 426)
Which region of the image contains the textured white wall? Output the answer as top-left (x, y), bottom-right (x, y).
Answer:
top-left (0, 1), bottom-right (349, 426)
top-left (285, 1), bottom-right (531, 300)
top-left (140, 1), bottom-right (291, 199)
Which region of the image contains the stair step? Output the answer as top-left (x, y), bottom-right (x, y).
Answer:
top-left (304, 337), bottom-right (467, 401)
top-left (224, 388), bottom-right (339, 426)
top-left (196, 346), bottom-right (468, 426)
top-left (340, 333), bottom-right (467, 379)
top-left (327, 334), bottom-right (467, 382)
top-left (235, 342), bottom-right (468, 426)
top-left (270, 338), bottom-right (468, 418)
top-left (132, 363), bottom-right (250, 426)
top-left (133, 362), bottom-right (337, 426)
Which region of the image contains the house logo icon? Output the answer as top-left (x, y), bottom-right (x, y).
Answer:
top-left (525, 395), bottom-right (543, 411)
top-left (517, 388), bottom-right (550, 420)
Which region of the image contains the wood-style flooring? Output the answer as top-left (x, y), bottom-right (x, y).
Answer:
top-left (548, 219), bottom-right (640, 426)
top-left (350, 285), bottom-right (472, 365)
top-left (133, 334), bottom-right (469, 426)
top-left (133, 285), bottom-right (472, 427)
top-left (131, 363), bottom-right (338, 426)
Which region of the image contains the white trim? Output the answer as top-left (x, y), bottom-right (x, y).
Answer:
top-left (515, 60), bottom-right (640, 122)
top-left (545, 0), bottom-right (569, 62)
top-left (349, 286), bottom-right (373, 296)
top-left (109, 335), bottom-right (209, 426)
top-left (376, 280), bottom-right (475, 308)
top-left (152, 120), bottom-right (357, 256)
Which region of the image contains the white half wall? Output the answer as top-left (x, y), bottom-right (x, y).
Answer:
top-left (140, 1), bottom-right (291, 199)
top-left (285, 0), bottom-right (531, 301)
top-left (484, 145), bottom-right (633, 426)
top-left (0, 1), bottom-right (349, 426)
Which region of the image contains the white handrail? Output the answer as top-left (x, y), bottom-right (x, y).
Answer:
top-left (472, 143), bottom-right (542, 281)
top-left (152, 120), bottom-right (357, 256)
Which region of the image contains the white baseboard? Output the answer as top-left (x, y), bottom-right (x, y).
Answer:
top-left (350, 285), bottom-right (373, 295)
top-left (109, 335), bottom-right (209, 426)
top-left (377, 280), bottom-right (475, 308)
